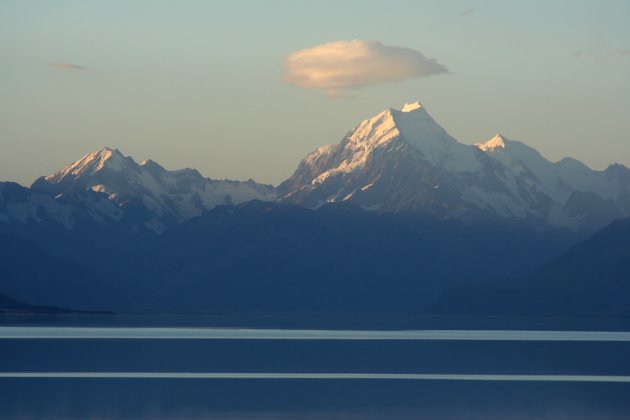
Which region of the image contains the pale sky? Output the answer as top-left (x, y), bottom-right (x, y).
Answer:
top-left (1, 0), bottom-right (629, 186)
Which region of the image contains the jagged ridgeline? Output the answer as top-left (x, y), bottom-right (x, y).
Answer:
top-left (279, 101), bottom-right (630, 233)
top-left (3, 101), bottom-right (628, 235)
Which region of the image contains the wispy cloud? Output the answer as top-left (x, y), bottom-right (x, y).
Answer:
top-left (47, 63), bottom-right (87, 71)
top-left (461, 8), bottom-right (475, 16)
top-left (600, 48), bottom-right (630, 60)
top-left (572, 48), bottom-right (630, 61)
top-left (284, 40), bottom-right (448, 97)
top-left (572, 50), bottom-right (585, 59)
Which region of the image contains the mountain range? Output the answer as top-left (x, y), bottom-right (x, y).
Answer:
top-left (280, 102), bottom-right (629, 233)
top-left (29, 147), bottom-right (276, 233)
top-left (1, 101), bottom-right (628, 316)
top-left (3, 101), bottom-right (627, 235)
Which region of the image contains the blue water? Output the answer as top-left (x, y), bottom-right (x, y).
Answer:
top-left (2, 317), bottom-right (630, 419)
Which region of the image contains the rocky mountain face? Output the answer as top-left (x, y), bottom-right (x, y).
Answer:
top-left (279, 102), bottom-right (630, 233)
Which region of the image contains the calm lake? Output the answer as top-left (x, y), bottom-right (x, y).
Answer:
top-left (2, 315), bottom-right (630, 419)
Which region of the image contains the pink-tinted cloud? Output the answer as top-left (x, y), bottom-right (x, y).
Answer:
top-left (572, 50), bottom-right (584, 59)
top-left (601, 48), bottom-right (630, 60)
top-left (284, 40), bottom-right (448, 97)
top-left (573, 48), bottom-right (629, 61)
top-left (47, 63), bottom-right (87, 71)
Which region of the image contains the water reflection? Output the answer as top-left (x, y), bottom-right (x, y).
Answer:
top-left (3, 326), bottom-right (630, 341)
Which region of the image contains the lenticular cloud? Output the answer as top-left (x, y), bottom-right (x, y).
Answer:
top-left (284, 40), bottom-right (448, 96)
top-left (47, 63), bottom-right (87, 71)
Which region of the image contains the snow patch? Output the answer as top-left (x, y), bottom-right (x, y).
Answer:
top-left (476, 134), bottom-right (506, 151)
top-left (401, 101), bottom-right (423, 112)
top-left (45, 147), bottom-right (128, 183)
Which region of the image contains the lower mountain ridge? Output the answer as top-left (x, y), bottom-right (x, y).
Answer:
top-left (0, 293), bottom-right (111, 314)
top-left (1, 201), bottom-right (576, 313)
top-left (425, 217), bottom-right (630, 318)
top-left (0, 224), bottom-right (129, 311)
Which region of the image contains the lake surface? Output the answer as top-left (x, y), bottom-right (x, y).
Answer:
top-left (2, 316), bottom-right (630, 419)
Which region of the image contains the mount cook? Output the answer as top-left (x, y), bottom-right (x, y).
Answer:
top-left (279, 101), bottom-right (629, 233)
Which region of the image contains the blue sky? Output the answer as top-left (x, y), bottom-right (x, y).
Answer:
top-left (1, 0), bottom-right (629, 185)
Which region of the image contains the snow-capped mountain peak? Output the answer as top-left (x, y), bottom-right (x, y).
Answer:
top-left (279, 101), bottom-right (484, 208)
top-left (31, 148), bottom-right (277, 233)
top-left (476, 134), bottom-right (507, 151)
top-left (400, 101), bottom-right (423, 112)
top-left (139, 158), bottom-right (160, 167)
top-left (342, 102), bottom-right (467, 168)
top-left (347, 101), bottom-right (448, 146)
top-left (280, 100), bottom-right (630, 231)
top-left (44, 147), bottom-right (129, 183)
top-left (299, 102), bottom-right (482, 189)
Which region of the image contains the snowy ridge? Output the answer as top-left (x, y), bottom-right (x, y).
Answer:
top-left (1, 188), bottom-right (76, 229)
top-left (31, 147), bottom-right (277, 233)
top-left (280, 101), bottom-right (630, 231)
top-left (304, 102), bottom-right (480, 189)
top-left (45, 148), bottom-right (129, 182)
top-left (476, 134), bottom-right (506, 151)
top-left (4, 101), bottom-right (629, 234)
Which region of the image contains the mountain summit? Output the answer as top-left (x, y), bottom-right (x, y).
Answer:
top-left (476, 134), bottom-right (506, 151)
top-left (280, 102), bottom-right (630, 231)
top-left (43, 147), bottom-right (129, 183)
top-left (31, 148), bottom-right (276, 232)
